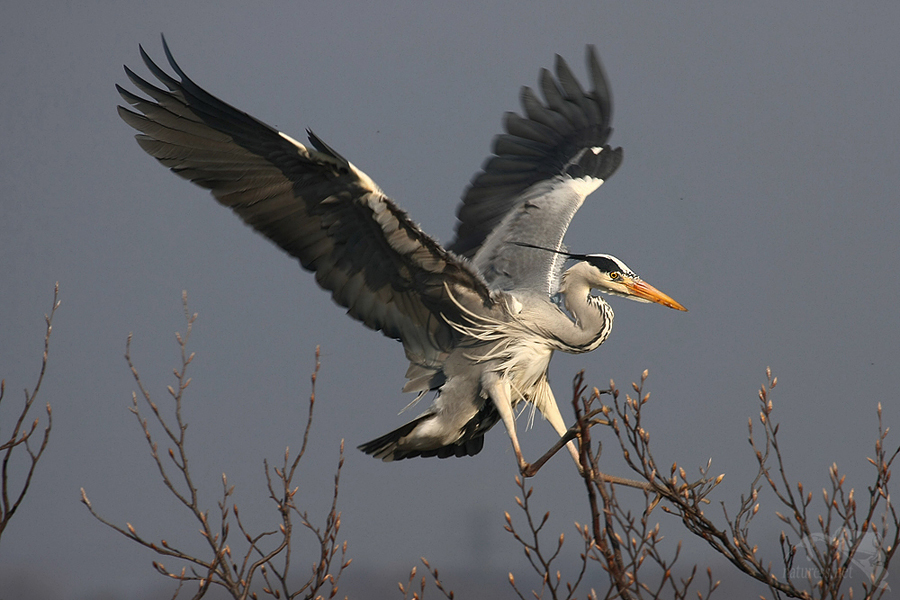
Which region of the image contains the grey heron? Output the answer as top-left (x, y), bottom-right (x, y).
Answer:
top-left (117, 38), bottom-right (686, 478)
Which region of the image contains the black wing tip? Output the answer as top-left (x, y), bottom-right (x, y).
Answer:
top-left (129, 34), bottom-right (193, 94)
top-left (510, 46), bottom-right (614, 150)
top-left (133, 38), bottom-right (181, 93)
top-left (554, 52), bottom-right (572, 74)
top-left (306, 128), bottom-right (350, 164)
top-left (159, 33), bottom-right (187, 79)
top-left (306, 128), bottom-right (323, 148)
top-left (496, 46), bottom-right (617, 165)
top-left (586, 45), bottom-right (611, 116)
top-left (137, 41), bottom-right (154, 70)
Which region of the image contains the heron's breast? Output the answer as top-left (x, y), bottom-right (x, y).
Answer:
top-left (502, 340), bottom-right (554, 395)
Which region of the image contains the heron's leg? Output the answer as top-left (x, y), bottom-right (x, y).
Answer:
top-left (540, 388), bottom-right (651, 490)
top-left (538, 388), bottom-right (585, 471)
top-left (483, 375), bottom-right (529, 473)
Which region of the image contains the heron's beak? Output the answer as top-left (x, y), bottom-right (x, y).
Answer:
top-left (623, 278), bottom-right (688, 311)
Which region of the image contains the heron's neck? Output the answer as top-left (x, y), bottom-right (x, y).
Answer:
top-left (556, 263), bottom-right (614, 353)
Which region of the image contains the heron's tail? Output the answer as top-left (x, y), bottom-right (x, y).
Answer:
top-left (358, 414), bottom-right (486, 461)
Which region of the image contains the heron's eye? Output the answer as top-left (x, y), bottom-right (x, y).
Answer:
top-left (609, 272), bottom-right (620, 280)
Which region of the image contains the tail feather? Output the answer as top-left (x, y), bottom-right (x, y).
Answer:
top-left (358, 403), bottom-right (500, 462)
top-left (357, 414), bottom-right (486, 461)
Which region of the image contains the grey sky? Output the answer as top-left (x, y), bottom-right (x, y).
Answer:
top-left (3, 2), bottom-right (899, 598)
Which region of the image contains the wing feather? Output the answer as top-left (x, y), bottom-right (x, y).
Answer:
top-left (119, 37), bottom-right (494, 368)
top-left (448, 46), bottom-right (622, 280)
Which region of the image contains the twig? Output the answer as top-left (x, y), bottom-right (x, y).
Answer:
top-left (0, 283), bottom-right (59, 541)
top-left (82, 295), bottom-right (349, 599)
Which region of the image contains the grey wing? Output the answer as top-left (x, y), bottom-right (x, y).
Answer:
top-left (117, 38), bottom-right (494, 368)
top-left (448, 46), bottom-right (623, 296)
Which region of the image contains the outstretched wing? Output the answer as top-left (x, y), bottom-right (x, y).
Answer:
top-left (117, 37), bottom-right (493, 367)
top-left (448, 46), bottom-right (623, 296)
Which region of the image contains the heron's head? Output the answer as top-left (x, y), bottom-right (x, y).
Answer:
top-left (579, 254), bottom-right (687, 311)
top-left (514, 242), bottom-right (687, 311)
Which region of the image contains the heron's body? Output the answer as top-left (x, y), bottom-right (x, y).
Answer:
top-left (118, 39), bottom-right (685, 475)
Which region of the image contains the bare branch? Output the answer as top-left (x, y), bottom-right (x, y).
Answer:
top-left (82, 297), bottom-right (349, 599)
top-left (0, 283), bottom-right (59, 541)
top-left (508, 367), bottom-right (898, 599)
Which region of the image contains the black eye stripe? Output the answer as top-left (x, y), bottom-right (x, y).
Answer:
top-left (585, 255), bottom-right (622, 273)
top-left (583, 254), bottom-right (637, 277)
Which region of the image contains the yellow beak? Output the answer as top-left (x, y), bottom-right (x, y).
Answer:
top-left (624, 278), bottom-right (688, 311)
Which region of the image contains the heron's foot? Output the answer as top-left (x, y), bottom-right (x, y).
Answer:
top-left (519, 430), bottom-right (583, 477)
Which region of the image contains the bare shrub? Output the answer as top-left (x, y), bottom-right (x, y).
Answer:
top-left (81, 293), bottom-right (349, 600)
top-left (492, 369), bottom-right (898, 599)
top-left (0, 283), bottom-right (58, 543)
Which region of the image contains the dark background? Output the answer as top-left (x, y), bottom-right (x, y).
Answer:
top-left (3, 2), bottom-right (899, 598)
